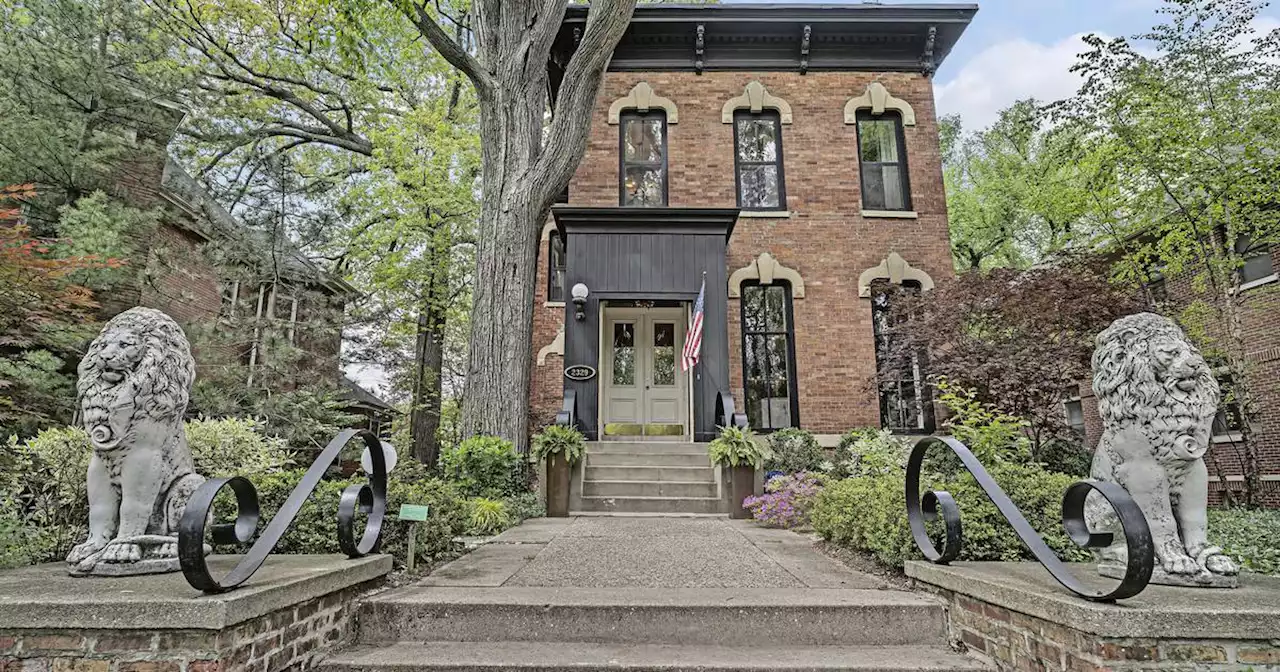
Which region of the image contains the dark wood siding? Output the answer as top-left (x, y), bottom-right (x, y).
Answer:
top-left (562, 230), bottom-right (731, 442)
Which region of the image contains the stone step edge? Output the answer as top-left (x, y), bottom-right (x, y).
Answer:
top-left (583, 479), bottom-right (717, 485)
top-left (579, 495), bottom-right (723, 502)
top-left (321, 641), bottom-right (985, 672)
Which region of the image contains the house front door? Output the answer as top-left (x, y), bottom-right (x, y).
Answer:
top-left (602, 306), bottom-right (689, 438)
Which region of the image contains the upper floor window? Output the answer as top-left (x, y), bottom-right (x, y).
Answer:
top-left (619, 110), bottom-right (668, 207)
top-left (547, 233), bottom-right (566, 303)
top-left (740, 281), bottom-right (799, 431)
top-left (733, 110), bottom-right (786, 210)
top-left (856, 111), bottom-right (911, 212)
top-left (1234, 234), bottom-right (1275, 286)
top-left (1063, 396), bottom-right (1086, 438)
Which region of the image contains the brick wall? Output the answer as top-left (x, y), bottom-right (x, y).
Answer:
top-left (0, 579), bottom-right (379, 672)
top-left (530, 70), bottom-right (954, 434)
top-left (937, 587), bottom-right (1280, 671)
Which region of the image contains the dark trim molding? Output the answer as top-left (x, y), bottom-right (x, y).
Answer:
top-left (553, 206), bottom-right (741, 241)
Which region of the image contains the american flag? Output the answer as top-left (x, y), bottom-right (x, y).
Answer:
top-left (681, 276), bottom-right (706, 372)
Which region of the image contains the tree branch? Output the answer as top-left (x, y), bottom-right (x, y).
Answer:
top-left (401, 2), bottom-right (493, 95)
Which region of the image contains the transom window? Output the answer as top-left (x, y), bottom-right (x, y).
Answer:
top-left (856, 111), bottom-right (911, 211)
top-left (733, 111), bottom-right (786, 210)
top-left (871, 280), bottom-right (931, 433)
top-left (619, 111), bottom-right (668, 207)
top-left (740, 281), bottom-right (799, 431)
top-left (547, 233), bottom-right (566, 303)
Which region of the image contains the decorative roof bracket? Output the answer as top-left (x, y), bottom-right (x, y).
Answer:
top-left (921, 25), bottom-right (938, 76)
top-left (695, 23), bottom-right (706, 75)
top-left (800, 24), bottom-right (812, 75)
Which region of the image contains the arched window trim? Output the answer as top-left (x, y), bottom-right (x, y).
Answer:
top-left (739, 279), bottom-right (800, 432)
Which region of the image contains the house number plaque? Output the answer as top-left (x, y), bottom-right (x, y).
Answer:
top-left (564, 365), bottom-right (597, 381)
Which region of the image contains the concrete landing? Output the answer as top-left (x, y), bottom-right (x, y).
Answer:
top-left (416, 516), bottom-right (887, 589)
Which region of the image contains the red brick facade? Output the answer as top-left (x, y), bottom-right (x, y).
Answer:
top-left (530, 71), bottom-right (953, 436)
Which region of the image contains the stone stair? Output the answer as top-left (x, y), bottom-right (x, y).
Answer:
top-left (572, 441), bottom-right (725, 515)
top-left (322, 586), bottom-right (986, 672)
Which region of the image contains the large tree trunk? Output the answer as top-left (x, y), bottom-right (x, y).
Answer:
top-left (404, 0), bottom-right (638, 447)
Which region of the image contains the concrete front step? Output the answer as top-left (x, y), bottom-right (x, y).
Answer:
top-left (585, 465), bottom-right (715, 482)
top-left (587, 452), bottom-right (712, 468)
top-left (322, 642), bottom-right (986, 672)
top-left (355, 587), bottom-right (949, 648)
top-left (588, 441), bottom-right (708, 455)
top-left (576, 494), bottom-right (724, 514)
top-left (583, 479), bottom-right (718, 498)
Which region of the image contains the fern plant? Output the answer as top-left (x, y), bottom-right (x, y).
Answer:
top-left (708, 425), bottom-right (772, 468)
top-left (531, 424), bottom-right (586, 464)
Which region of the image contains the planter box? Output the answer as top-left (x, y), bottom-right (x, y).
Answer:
top-left (546, 452), bottom-right (572, 517)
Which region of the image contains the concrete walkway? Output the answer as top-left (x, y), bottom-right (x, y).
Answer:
top-left (420, 516), bottom-right (889, 589)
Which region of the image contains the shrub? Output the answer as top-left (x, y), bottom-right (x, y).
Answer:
top-left (811, 463), bottom-right (1091, 568)
top-left (186, 417), bottom-right (295, 476)
top-left (439, 435), bottom-right (524, 498)
top-left (1037, 437), bottom-right (1093, 477)
top-left (708, 425), bottom-right (772, 468)
top-left (1209, 508), bottom-right (1280, 576)
top-left (465, 498), bottom-right (515, 536)
top-left (503, 491), bottom-right (545, 522)
top-left (744, 472), bottom-right (826, 529)
top-left (246, 469), bottom-right (467, 568)
top-left (765, 428), bottom-right (824, 474)
top-left (531, 424), bottom-right (586, 464)
top-left (937, 379), bottom-right (1030, 463)
top-left (833, 429), bottom-right (910, 479)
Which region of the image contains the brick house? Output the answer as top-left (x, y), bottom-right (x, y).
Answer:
top-left (528, 4), bottom-right (976, 447)
top-left (1065, 242), bottom-right (1280, 506)
top-left (103, 106), bottom-right (391, 422)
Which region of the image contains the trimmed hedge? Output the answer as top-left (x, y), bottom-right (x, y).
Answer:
top-left (811, 463), bottom-right (1092, 568)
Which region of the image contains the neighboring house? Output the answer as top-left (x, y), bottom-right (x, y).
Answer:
top-left (1067, 241), bottom-right (1280, 506)
top-left (103, 105), bottom-right (386, 416)
top-left (341, 375), bottom-right (397, 437)
top-left (529, 3), bottom-right (974, 444)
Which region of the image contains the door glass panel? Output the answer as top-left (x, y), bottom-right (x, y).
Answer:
top-left (652, 322), bottom-right (676, 386)
top-left (612, 322), bottom-right (635, 386)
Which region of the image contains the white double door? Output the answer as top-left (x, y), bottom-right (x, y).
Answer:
top-left (602, 307), bottom-right (689, 437)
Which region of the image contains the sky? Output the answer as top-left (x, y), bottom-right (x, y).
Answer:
top-left (731, 0), bottom-right (1280, 129)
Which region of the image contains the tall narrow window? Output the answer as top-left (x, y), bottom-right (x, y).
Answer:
top-left (619, 111), bottom-right (668, 207)
top-left (872, 280), bottom-right (931, 433)
top-left (740, 282), bottom-right (799, 431)
top-left (734, 110), bottom-right (785, 210)
top-left (856, 111), bottom-right (911, 211)
top-left (547, 233), bottom-right (566, 302)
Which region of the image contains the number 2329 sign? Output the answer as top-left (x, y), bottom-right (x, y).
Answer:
top-left (564, 365), bottom-right (597, 381)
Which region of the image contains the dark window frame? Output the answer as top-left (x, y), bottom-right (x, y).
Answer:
top-left (547, 232), bottom-right (566, 303)
top-left (855, 110), bottom-right (912, 212)
top-left (738, 280), bottom-right (800, 432)
top-left (618, 110), bottom-right (669, 207)
top-left (732, 110), bottom-right (787, 211)
top-left (1234, 234), bottom-right (1275, 285)
top-left (871, 280), bottom-right (934, 434)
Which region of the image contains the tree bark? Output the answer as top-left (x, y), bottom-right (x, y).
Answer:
top-left (404, 0), bottom-right (638, 447)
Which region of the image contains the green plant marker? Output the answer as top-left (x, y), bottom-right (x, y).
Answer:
top-left (398, 504), bottom-right (430, 572)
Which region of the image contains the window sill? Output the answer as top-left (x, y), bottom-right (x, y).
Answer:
top-left (862, 209), bottom-right (918, 219)
top-left (739, 210), bottom-right (792, 219)
top-left (1213, 432), bottom-right (1243, 444)
top-left (544, 301), bottom-right (565, 308)
top-left (1239, 274), bottom-right (1278, 292)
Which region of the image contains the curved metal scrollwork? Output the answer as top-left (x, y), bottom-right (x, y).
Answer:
top-left (556, 389), bottom-right (577, 428)
top-left (178, 429), bottom-right (387, 593)
top-left (906, 436), bottom-right (1154, 602)
top-left (715, 390), bottom-right (748, 429)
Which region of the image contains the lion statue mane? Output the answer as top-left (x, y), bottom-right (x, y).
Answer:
top-left (1087, 312), bottom-right (1237, 584)
top-left (66, 307), bottom-right (206, 576)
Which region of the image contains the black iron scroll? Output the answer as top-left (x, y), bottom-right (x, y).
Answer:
top-left (905, 436), bottom-right (1154, 601)
top-left (178, 429), bottom-right (387, 594)
top-left (715, 390), bottom-right (748, 430)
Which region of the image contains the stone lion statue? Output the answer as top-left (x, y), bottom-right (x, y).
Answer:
top-left (1087, 312), bottom-right (1238, 586)
top-left (66, 307), bottom-right (206, 576)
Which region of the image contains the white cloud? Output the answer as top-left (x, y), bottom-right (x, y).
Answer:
top-left (936, 33), bottom-right (1099, 130)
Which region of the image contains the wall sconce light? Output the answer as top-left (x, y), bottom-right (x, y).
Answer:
top-left (571, 283), bottom-right (589, 321)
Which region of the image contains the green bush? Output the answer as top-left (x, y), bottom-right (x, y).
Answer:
top-left (186, 417), bottom-right (295, 476)
top-left (765, 428), bottom-right (824, 473)
top-left (464, 497), bottom-right (515, 536)
top-left (503, 491), bottom-right (545, 522)
top-left (440, 435), bottom-right (524, 498)
top-left (245, 468), bottom-right (467, 568)
top-left (708, 425), bottom-right (772, 468)
top-left (1209, 508), bottom-right (1280, 576)
top-left (1037, 437), bottom-right (1093, 477)
top-left (531, 424), bottom-right (586, 464)
top-left (937, 380), bottom-right (1030, 463)
top-left (833, 429), bottom-right (910, 478)
top-left (812, 463), bottom-right (1091, 568)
